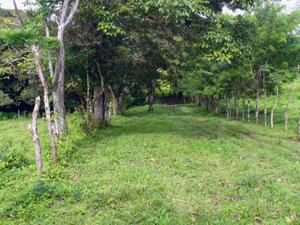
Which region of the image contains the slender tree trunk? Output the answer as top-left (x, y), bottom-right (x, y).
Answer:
top-left (255, 88), bottom-right (260, 124)
top-left (234, 93), bottom-right (237, 118)
top-left (270, 86), bottom-right (278, 128)
top-left (264, 89), bottom-right (267, 126)
top-left (32, 45), bottom-right (58, 163)
top-left (28, 96), bottom-right (44, 176)
top-left (242, 95), bottom-right (246, 121)
top-left (18, 109), bottom-right (20, 119)
top-left (148, 89), bottom-right (154, 112)
top-left (284, 87), bottom-right (296, 131)
top-left (109, 85), bottom-right (117, 116)
top-left (247, 99), bottom-right (250, 122)
top-left (297, 114), bottom-right (300, 134)
top-left (211, 96), bottom-right (215, 113)
top-left (263, 74), bottom-right (267, 126)
top-left (225, 94), bottom-right (229, 117)
top-left (230, 93), bottom-right (234, 117)
top-left (85, 62), bottom-right (92, 114)
top-left (217, 95), bottom-right (221, 114)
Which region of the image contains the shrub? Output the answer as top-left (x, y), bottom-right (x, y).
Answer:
top-left (0, 142), bottom-right (29, 170)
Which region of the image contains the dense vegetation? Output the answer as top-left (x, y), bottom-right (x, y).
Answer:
top-left (1, 0), bottom-right (300, 223)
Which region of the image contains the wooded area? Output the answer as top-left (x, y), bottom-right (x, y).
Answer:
top-left (2, 0), bottom-right (300, 223)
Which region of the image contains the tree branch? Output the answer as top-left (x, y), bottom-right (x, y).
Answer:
top-left (12, 0), bottom-right (24, 26)
top-left (64, 0), bottom-right (80, 26)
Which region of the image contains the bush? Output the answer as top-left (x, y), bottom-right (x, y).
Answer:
top-left (0, 112), bottom-right (17, 120)
top-left (0, 142), bottom-right (29, 170)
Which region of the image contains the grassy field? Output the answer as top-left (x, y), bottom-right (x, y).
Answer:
top-left (1, 85), bottom-right (300, 224)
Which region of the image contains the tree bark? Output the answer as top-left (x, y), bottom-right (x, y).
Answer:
top-left (247, 99), bottom-right (250, 122)
top-left (93, 86), bottom-right (106, 122)
top-left (211, 96), bottom-right (215, 113)
top-left (297, 114), bottom-right (300, 134)
top-left (284, 87), bottom-right (296, 131)
top-left (32, 45), bottom-right (58, 163)
top-left (263, 75), bottom-right (267, 126)
top-left (270, 86), bottom-right (278, 128)
top-left (255, 88), bottom-right (260, 124)
top-left (217, 95), bottom-right (221, 114)
top-left (51, 0), bottom-right (80, 137)
top-left (13, 0), bottom-right (59, 162)
top-left (109, 85), bottom-right (117, 116)
top-left (28, 96), bottom-right (45, 176)
top-left (225, 94), bottom-right (229, 117)
top-left (148, 89), bottom-right (154, 112)
top-left (242, 95), bottom-right (246, 121)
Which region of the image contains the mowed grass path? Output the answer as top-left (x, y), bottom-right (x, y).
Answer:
top-left (1, 104), bottom-right (300, 224)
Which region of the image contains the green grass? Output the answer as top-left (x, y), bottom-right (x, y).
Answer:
top-left (1, 84), bottom-right (300, 224)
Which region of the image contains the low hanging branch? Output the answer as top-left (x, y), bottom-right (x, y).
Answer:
top-left (28, 96), bottom-right (45, 176)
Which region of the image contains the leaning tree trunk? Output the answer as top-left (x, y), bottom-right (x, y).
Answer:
top-left (32, 45), bottom-right (58, 163)
top-left (247, 99), bottom-right (251, 122)
top-left (28, 96), bottom-right (45, 176)
top-left (284, 87), bottom-right (296, 131)
top-left (109, 85), bottom-right (117, 116)
top-left (148, 90), bottom-right (154, 112)
top-left (270, 86), bottom-right (278, 128)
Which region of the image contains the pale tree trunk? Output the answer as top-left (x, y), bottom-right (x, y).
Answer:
top-left (264, 89), bottom-right (267, 126)
top-left (270, 86), bottom-right (278, 128)
top-left (297, 114), bottom-right (300, 134)
top-left (255, 88), bottom-right (260, 124)
top-left (50, 0), bottom-right (80, 137)
top-left (247, 99), bottom-right (251, 122)
top-left (18, 109), bottom-right (20, 119)
top-left (28, 96), bottom-right (45, 176)
top-left (13, 0), bottom-right (58, 161)
top-left (109, 85), bottom-right (117, 116)
top-left (85, 61), bottom-right (92, 114)
top-left (32, 45), bottom-right (58, 163)
top-left (263, 75), bottom-right (267, 126)
top-left (284, 87), bottom-right (296, 131)
top-left (242, 87), bottom-right (246, 121)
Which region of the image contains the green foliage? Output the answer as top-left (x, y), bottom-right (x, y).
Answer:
top-left (0, 142), bottom-right (29, 170)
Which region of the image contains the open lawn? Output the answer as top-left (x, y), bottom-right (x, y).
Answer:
top-left (1, 101), bottom-right (300, 224)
